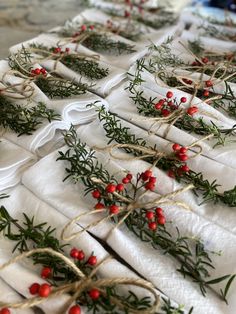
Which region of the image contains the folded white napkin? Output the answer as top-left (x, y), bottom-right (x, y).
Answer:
top-left (106, 82), bottom-right (236, 170)
top-left (0, 185), bottom-right (173, 313)
top-left (0, 277), bottom-right (33, 314)
top-left (79, 8), bottom-right (183, 47)
top-left (0, 138), bottom-right (36, 191)
top-left (21, 134), bottom-right (236, 314)
top-left (10, 34), bottom-right (127, 98)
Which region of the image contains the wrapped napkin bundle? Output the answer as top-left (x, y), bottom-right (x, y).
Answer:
top-left (0, 59), bottom-right (109, 155)
top-left (21, 127), bottom-right (236, 314)
top-left (0, 185), bottom-right (168, 314)
top-left (10, 34), bottom-right (127, 98)
top-left (0, 138), bottom-right (36, 191)
top-left (105, 83), bottom-right (236, 170)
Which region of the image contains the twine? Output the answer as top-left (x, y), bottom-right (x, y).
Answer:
top-left (0, 248), bottom-right (159, 314)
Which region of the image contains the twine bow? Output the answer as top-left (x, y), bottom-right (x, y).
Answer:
top-left (0, 248), bottom-right (159, 314)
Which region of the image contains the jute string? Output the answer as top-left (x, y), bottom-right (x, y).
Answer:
top-left (0, 248), bottom-right (160, 313)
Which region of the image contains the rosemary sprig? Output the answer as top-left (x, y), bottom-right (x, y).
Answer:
top-left (8, 51), bottom-right (89, 99)
top-left (0, 96), bottom-right (60, 136)
top-left (96, 106), bottom-right (236, 207)
top-left (0, 205), bottom-right (163, 313)
top-left (57, 126), bottom-right (235, 300)
top-left (128, 58), bottom-right (236, 147)
top-left (28, 43), bottom-right (109, 80)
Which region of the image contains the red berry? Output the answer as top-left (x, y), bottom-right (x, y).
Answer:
top-left (148, 176), bottom-right (156, 184)
top-left (77, 250), bottom-right (85, 261)
top-left (69, 305), bottom-right (81, 314)
top-left (81, 25), bottom-right (87, 31)
top-left (124, 10), bottom-right (131, 17)
top-left (145, 182), bottom-right (155, 191)
top-left (87, 255), bottom-right (97, 266)
top-left (41, 267), bottom-right (52, 279)
top-left (89, 288), bottom-right (100, 300)
top-left (155, 207), bottom-right (163, 215)
top-left (70, 248), bottom-right (79, 259)
top-left (178, 154), bottom-right (188, 162)
top-left (65, 47), bottom-right (70, 52)
top-left (148, 222), bottom-right (157, 230)
top-left (187, 106), bottom-right (198, 115)
top-left (0, 309), bottom-right (10, 314)
top-left (157, 215), bottom-right (166, 225)
top-left (154, 99), bottom-right (165, 109)
top-left (106, 184), bottom-right (116, 193)
top-left (54, 47), bottom-right (61, 53)
top-left (92, 190), bottom-right (101, 199)
top-left (38, 283), bottom-right (51, 298)
top-left (94, 202), bottom-right (105, 210)
top-left (122, 177), bottom-right (130, 184)
top-left (201, 57), bottom-right (209, 64)
top-left (179, 147), bottom-right (187, 154)
top-left (116, 183), bottom-right (124, 192)
top-left (166, 91), bottom-right (173, 99)
top-left (141, 170), bottom-right (152, 180)
top-left (34, 68), bottom-right (41, 75)
top-left (205, 80), bottom-right (213, 87)
top-left (109, 204), bottom-right (119, 215)
top-left (180, 97), bottom-right (187, 103)
top-left (161, 109), bottom-right (170, 117)
top-left (146, 211), bottom-right (154, 220)
top-left (180, 164), bottom-right (190, 172)
top-left (172, 143), bottom-right (181, 151)
top-left (203, 90), bottom-right (210, 97)
top-left (192, 61), bottom-right (198, 66)
top-left (167, 170), bottom-right (175, 178)
top-left (29, 283), bottom-right (40, 295)
top-left (89, 25), bottom-right (94, 30)
top-left (126, 173), bottom-right (132, 180)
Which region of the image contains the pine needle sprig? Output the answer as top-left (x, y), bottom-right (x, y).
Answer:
top-left (0, 96), bottom-right (60, 136)
top-left (96, 106), bottom-right (236, 207)
top-left (57, 126), bottom-right (235, 301)
top-left (0, 205), bottom-right (162, 313)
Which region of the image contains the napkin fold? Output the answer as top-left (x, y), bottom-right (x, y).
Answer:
top-left (0, 138), bottom-right (36, 191)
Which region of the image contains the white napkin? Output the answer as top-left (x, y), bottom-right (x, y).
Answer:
top-left (21, 135), bottom-right (236, 314)
top-left (10, 34), bottom-right (127, 98)
top-left (106, 82), bottom-right (236, 170)
top-left (0, 138), bottom-right (36, 191)
top-left (0, 278), bottom-right (33, 314)
top-left (79, 8), bottom-right (183, 47)
top-left (0, 185), bottom-right (175, 313)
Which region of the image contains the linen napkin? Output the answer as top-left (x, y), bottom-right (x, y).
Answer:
top-left (79, 8), bottom-right (184, 47)
top-left (0, 278), bottom-right (33, 314)
top-left (106, 81), bottom-right (236, 170)
top-left (0, 185), bottom-right (174, 313)
top-left (21, 136), bottom-right (236, 314)
top-left (10, 34), bottom-right (127, 98)
top-left (0, 138), bottom-right (36, 191)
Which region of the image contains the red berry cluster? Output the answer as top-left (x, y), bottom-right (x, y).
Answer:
top-left (146, 207), bottom-right (166, 231)
top-left (0, 309), bottom-right (10, 314)
top-left (154, 91), bottom-right (198, 117)
top-left (167, 143), bottom-right (190, 179)
top-left (70, 248), bottom-right (97, 266)
top-left (140, 169), bottom-right (157, 191)
top-left (53, 47), bottom-right (70, 54)
top-left (72, 24), bottom-right (94, 39)
top-left (31, 67), bottom-right (47, 76)
top-left (29, 282), bottom-right (51, 297)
